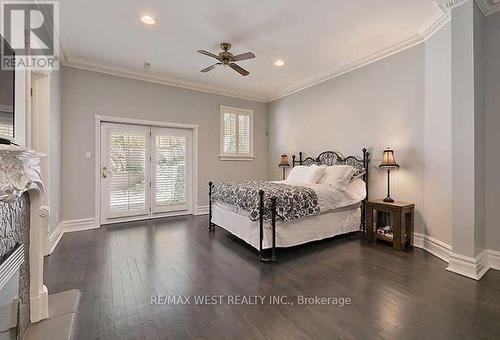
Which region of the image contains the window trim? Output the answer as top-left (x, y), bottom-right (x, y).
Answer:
top-left (219, 105), bottom-right (254, 161)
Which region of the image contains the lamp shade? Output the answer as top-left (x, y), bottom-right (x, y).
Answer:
top-left (379, 148), bottom-right (399, 168)
top-left (278, 154), bottom-right (290, 167)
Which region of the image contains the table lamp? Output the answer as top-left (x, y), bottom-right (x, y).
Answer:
top-left (278, 154), bottom-right (290, 180)
top-left (379, 148), bottom-right (399, 203)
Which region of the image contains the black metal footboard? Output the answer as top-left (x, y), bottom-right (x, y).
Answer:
top-left (208, 182), bottom-right (277, 263)
top-left (208, 181), bottom-right (215, 231)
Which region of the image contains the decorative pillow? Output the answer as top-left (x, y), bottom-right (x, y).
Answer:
top-left (317, 165), bottom-right (358, 190)
top-left (286, 165), bottom-right (326, 184)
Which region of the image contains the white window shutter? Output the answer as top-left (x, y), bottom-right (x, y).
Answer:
top-left (238, 114), bottom-right (250, 154)
top-left (0, 123), bottom-right (13, 138)
top-left (0, 112), bottom-right (14, 138)
top-left (108, 133), bottom-right (147, 213)
top-left (223, 113), bottom-right (237, 154)
top-left (154, 135), bottom-right (187, 206)
top-left (220, 106), bottom-right (253, 159)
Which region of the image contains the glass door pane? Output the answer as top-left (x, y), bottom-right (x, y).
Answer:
top-left (100, 123), bottom-right (151, 224)
top-left (151, 127), bottom-right (193, 214)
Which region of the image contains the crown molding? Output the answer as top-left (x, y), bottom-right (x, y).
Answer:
top-left (438, 0), bottom-right (471, 11)
top-left (269, 33), bottom-right (426, 101)
top-left (440, 0), bottom-right (500, 16)
top-left (61, 58), bottom-right (268, 103)
top-left (268, 11), bottom-right (451, 102)
top-left (475, 0), bottom-right (500, 15)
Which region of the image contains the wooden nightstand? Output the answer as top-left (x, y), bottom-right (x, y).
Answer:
top-left (365, 199), bottom-right (415, 251)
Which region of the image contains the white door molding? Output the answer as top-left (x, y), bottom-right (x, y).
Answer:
top-left (94, 115), bottom-right (199, 226)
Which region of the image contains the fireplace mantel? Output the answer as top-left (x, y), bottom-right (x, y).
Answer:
top-left (0, 145), bottom-right (45, 203)
top-left (0, 144), bottom-right (50, 325)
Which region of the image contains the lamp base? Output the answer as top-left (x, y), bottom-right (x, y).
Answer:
top-left (383, 197), bottom-right (394, 203)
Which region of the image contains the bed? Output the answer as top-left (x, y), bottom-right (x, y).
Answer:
top-left (208, 149), bottom-right (370, 262)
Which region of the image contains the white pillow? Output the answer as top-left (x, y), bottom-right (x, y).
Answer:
top-left (286, 165), bottom-right (326, 184)
top-left (317, 165), bottom-right (357, 190)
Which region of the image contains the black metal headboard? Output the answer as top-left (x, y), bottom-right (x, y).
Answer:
top-left (292, 148), bottom-right (370, 231)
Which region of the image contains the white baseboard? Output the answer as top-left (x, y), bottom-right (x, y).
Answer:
top-left (48, 218), bottom-right (98, 253)
top-left (413, 232), bottom-right (452, 262)
top-left (60, 218), bottom-right (98, 233)
top-left (48, 224), bottom-right (63, 255)
top-left (49, 210), bottom-right (212, 254)
top-left (447, 250), bottom-right (489, 280)
top-left (49, 212), bottom-right (209, 253)
top-left (195, 205), bottom-right (209, 215)
top-left (487, 249), bottom-right (500, 271)
top-left (413, 232), bottom-right (500, 280)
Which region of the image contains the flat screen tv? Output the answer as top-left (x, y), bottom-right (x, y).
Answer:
top-left (0, 34), bottom-right (15, 144)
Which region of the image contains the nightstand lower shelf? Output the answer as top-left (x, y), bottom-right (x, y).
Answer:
top-left (375, 233), bottom-right (410, 243)
top-left (376, 233), bottom-right (394, 243)
top-left (366, 200), bottom-right (415, 251)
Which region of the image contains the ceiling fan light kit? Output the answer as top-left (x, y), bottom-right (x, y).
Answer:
top-left (198, 42), bottom-right (255, 76)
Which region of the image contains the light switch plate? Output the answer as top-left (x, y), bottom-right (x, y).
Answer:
top-left (85, 152), bottom-right (92, 159)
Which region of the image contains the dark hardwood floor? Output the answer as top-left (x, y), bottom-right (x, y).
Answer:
top-left (44, 215), bottom-right (500, 340)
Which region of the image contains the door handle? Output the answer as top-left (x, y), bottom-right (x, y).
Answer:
top-left (102, 166), bottom-right (109, 179)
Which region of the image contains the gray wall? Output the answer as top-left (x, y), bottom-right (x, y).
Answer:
top-left (61, 67), bottom-right (268, 221)
top-left (49, 70), bottom-right (62, 231)
top-left (424, 22), bottom-right (453, 245)
top-left (474, 3), bottom-right (486, 254)
top-left (484, 10), bottom-right (500, 252)
top-left (268, 45), bottom-right (427, 234)
top-left (450, 1), bottom-right (478, 258)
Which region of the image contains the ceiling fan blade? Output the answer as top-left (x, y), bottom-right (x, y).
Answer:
top-left (229, 63), bottom-right (250, 76)
top-left (232, 52), bottom-right (255, 62)
top-left (198, 50), bottom-right (220, 60)
top-left (201, 63), bottom-right (222, 73)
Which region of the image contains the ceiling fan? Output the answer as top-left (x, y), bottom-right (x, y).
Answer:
top-left (198, 42), bottom-right (255, 76)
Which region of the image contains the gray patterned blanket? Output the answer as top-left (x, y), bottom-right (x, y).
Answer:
top-left (212, 181), bottom-right (320, 222)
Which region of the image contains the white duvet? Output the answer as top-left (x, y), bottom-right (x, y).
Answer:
top-left (274, 178), bottom-right (367, 213)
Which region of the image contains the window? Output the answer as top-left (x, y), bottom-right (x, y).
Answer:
top-left (0, 108), bottom-right (14, 139)
top-left (220, 105), bottom-right (254, 160)
top-left (0, 122), bottom-right (13, 138)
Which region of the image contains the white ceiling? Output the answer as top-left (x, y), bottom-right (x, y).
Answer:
top-left (60, 0), bottom-right (446, 102)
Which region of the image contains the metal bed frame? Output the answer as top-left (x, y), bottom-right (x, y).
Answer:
top-left (208, 148), bottom-right (370, 263)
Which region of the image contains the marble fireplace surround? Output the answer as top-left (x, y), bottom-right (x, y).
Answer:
top-left (0, 145), bottom-right (51, 330)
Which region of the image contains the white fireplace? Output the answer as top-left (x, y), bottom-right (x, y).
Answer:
top-left (0, 144), bottom-right (51, 338)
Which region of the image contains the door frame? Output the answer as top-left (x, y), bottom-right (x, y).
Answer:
top-left (95, 115), bottom-right (199, 226)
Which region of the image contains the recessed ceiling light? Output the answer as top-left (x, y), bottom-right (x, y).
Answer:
top-left (141, 15), bottom-right (156, 25)
top-left (274, 59), bottom-right (285, 67)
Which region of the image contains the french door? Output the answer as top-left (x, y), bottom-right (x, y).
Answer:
top-left (100, 122), bottom-right (193, 224)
